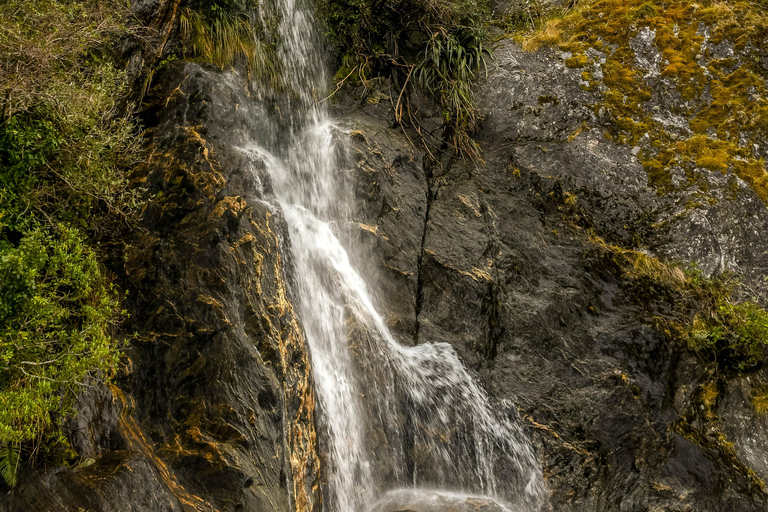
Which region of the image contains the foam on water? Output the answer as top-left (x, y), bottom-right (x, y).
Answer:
top-left (238, 0), bottom-right (548, 510)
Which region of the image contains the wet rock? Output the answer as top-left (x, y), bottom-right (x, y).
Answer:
top-left (119, 62), bottom-right (321, 512)
top-left (2, 62), bottom-right (321, 512)
top-left (333, 37), bottom-right (768, 511)
top-left (371, 489), bottom-right (514, 512)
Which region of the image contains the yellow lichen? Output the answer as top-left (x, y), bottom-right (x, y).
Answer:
top-left (516, 0), bottom-right (768, 201)
top-left (753, 388), bottom-right (768, 415)
top-left (566, 54), bottom-right (589, 68)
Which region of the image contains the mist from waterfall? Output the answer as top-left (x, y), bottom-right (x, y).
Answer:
top-left (238, 0), bottom-right (548, 510)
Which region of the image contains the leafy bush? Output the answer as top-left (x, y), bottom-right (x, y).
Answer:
top-left (0, 0), bottom-right (141, 231)
top-left (318, 0), bottom-right (492, 158)
top-left (414, 28), bottom-right (489, 157)
top-left (686, 267), bottom-right (768, 370)
top-left (0, 227), bottom-right (121, 443)
top-left (0, 0), bottom-right (136, 485)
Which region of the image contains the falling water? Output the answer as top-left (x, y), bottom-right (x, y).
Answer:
top-left (240, 0), bottom-right (548, 510)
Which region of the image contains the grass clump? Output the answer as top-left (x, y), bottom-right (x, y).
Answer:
top-left (0, 0), bottom-right (137, 486)
top-left (414, 28), bottom-right (490, 157)
top-left (589, 236), bottom-right (768, 372)
top-left (515, 0), bottom-right (768, 201)
top-left (179, 1), bottom-right (283, 88)
top-left (318, 0), bottom-right (492, 159)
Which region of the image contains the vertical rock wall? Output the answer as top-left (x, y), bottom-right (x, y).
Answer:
top-left (1, 61), bottom-right (321, 512)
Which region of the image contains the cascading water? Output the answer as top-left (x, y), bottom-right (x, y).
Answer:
top-left (240, 0), bottom-right (548, 510)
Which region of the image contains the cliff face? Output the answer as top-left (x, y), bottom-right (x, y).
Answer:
top-left (334, 37), bottom-right (768, 510)
top-left (1, 61), bottom-right (321, 512)
top-left (4, 3), bottom-right (768, 512)
top-left (121, 62), bottom-right (321, 512)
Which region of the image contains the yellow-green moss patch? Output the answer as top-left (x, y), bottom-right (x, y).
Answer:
top-left (516, 0), bottom-right (768, 201)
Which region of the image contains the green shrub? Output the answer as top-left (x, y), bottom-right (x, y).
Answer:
top-left (0, 0), bottom-right (141, 231)
top-left (687, 280), bottom-right (768, 370)
top-left (318, 0), bottom-right (491, 158)
top-left (591, 238), bottom-right (768, 372)
top-left (0, 0), bottom-right (137, 485)
top-left (0, 228), bottom-right (121, 442)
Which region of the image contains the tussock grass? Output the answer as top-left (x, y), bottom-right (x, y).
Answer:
top-left (414, 28), bottom-right (490, 159)
top-left (179, 5), bottom-right (283, 89)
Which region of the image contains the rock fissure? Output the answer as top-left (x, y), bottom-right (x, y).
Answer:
top-left (412, 157), bottom-right (440, 345)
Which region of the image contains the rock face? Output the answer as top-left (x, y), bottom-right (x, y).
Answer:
top-left (5, 9), bottom-right (768, 512)
top-left (1, 63), bottom-right (320, 512)
top-left (331, 38), bottom-right (768, 511)
top-left (120, 62), bottom-right (321, 512)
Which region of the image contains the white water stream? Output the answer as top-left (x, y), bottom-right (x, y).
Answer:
top-left (239, 0), bottom-right (547, 510)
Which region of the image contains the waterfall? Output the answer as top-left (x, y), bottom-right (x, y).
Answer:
top-left (238, 0), bottom-right (548, 510)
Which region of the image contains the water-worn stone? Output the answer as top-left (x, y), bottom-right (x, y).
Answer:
top-left (331, 38), bottom-right (768, 511)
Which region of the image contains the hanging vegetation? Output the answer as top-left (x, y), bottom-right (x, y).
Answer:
top-left (0, 0), bottom-right (137, 487)
top-left (179, 1), bottom-right (284, 89)
top-left (318, 0), bottom-right (492, 159)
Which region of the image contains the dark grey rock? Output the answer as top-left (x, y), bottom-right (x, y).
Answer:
top-left (331, 37), bottom-right (768, 511)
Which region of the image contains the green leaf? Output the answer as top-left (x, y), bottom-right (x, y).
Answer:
top-left (0, 444), bottom-right (19, 487)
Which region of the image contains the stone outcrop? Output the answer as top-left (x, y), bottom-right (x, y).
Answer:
top-left (1, 62), bottom-right (321, 512)
top-left (332, 37), bottom-right (768, 511)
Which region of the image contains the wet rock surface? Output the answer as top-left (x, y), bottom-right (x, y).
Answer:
top-left (370, 489), bottom-right (515, 512)
top-left (2, 62), bottom-right (320, 512)
top-left (333, 38), bottom-right (768, 511)
top-left (4, 15), bottom-right (768, 512)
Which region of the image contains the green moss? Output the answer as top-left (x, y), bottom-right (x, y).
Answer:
top-left (565, 54), bottom-right (589, 68)
top-left (538, 95), bottom-right (559, 105)
top-left (516, 0), bottom-right (768, 201)
top-left (752, 386), bottom-right (768, 415)
top-left (628, 2), bottom-right (657, 20)
top-left (588, 235), bottom-right (768, 372)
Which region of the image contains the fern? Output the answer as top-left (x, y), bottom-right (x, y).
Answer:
top-left (0, 444), bottom-right (20, 487)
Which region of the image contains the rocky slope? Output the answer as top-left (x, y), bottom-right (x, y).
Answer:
top-left (334, 35), bottom-right (768, 510)
top-left (4, 2), bottom-right (768, 511)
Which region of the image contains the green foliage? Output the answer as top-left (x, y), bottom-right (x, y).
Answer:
top-left (0, 114), bottom-right (60, 230)
top-left (179, 2), bottom-right (283, 88)
top-left (318, 0), bottom-right (491, 158)
top-left (0, 228), bottom-right (121, 446)
top-left (0, 443), bottom-right (19, 487)
top-left (591, 237), bottom-right (768, 372)
top-left (0, 0), bottom-right (135, 484)
top-left (414, 28), bottom-right (490, 157)
top-left (686, 267), bottom-right (768, 370)
top-left (0, 0), bottom-right (142, 231)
